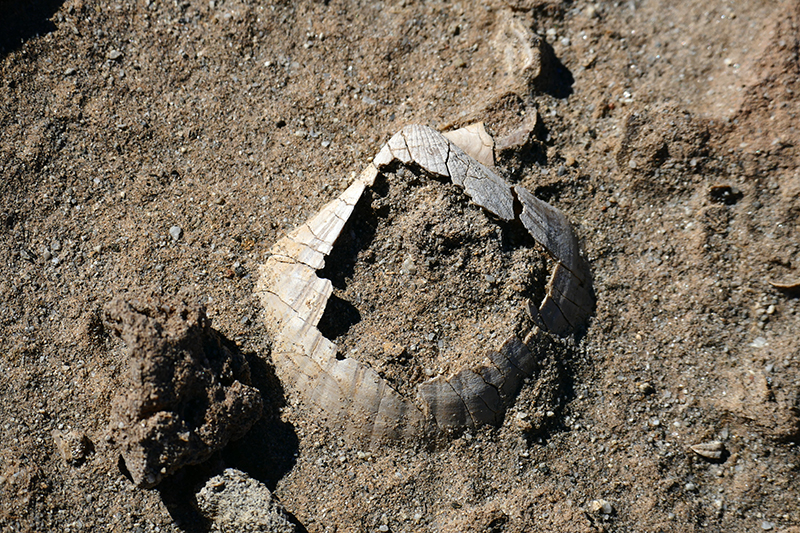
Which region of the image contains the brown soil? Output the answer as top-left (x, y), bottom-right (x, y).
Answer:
top-left (1, 0), bottom-right (798, 532)
top-left (316, 167), bottom-right (547, 397)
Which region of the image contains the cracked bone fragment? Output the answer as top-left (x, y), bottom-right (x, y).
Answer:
top-left (443, 122), bottom-right (495, 167)
top-left (257, 124), bottom-right (594, 445)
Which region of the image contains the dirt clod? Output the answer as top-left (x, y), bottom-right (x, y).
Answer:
top-left (103, 292), bottom-right (262, 488)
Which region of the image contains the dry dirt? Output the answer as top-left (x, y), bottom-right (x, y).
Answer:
top-left (1, 0), bottom-right (799, 532)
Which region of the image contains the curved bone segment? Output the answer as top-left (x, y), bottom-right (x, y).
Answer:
top-left (499, 336), bottom-right (537, 377)
top-left (376, 125), bottom-right (516, 221)
top-left (258, 123), bottom-right (594, 444)
top-left (417, 376), bottom-right (472, 431)
top-left (449, 369), bottom-right (503, 426)
top-left (514, 185), bottom-right (587, 284)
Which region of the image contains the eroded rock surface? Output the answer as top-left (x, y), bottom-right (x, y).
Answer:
top-left (196, 468), bottom-right (296, 533)
top-left (104, 293), bottom-right (263, 488)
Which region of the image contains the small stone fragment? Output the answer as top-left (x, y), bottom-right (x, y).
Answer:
top-left (495, 110), bottom-right (540, 157)
top-left (169, 225), bottom-right (183, 241)
top-left (106, 49), bottom-right (123, 60)
top-left (514, 411), bottom-right (532, 431)
top-left (690, 440), bottom-right (725, 460)
top-left (491, 11), bottom-right (553, 94)
top-left (638, 382), bottom-right (655, 394)
top-left (196, 468), bottom-right (297, 533)
top-left (750, 336), bottom-right (768, 348)
top-left (382, 342), bottom-right (407, 359)
top-left (589, 499), bottom-right (613, 515)
top-left (52, 430), bottom-right (94, 466)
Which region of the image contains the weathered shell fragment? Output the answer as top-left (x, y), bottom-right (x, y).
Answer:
top-left (257, 124), bottom-right (594, 445)
top-left (443, 122), bottom-right (495, 167)
top-left (690, 440), bottom-right (726, 460)
top-left (769, 279), bottom-right (800, 292)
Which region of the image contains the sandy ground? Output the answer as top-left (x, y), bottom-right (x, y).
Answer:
top-left (1, 0), bottom-right (799, 531)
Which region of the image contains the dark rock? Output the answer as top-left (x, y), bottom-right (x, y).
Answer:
top-left (103, 292), bottom-right (262, 488)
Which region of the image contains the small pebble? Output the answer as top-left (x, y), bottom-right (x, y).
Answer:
top-left (761, 521), bottom-right (774, 531)
top-left (690, 441), bottom-right (725, 460)
top-left (401, 257), bottom-right (416, 275)
top-left (590, 499), bottom-right (613, 515)
top-left (514, 411), bottom-right (532, 431)
top-left (169, 226), bottom-right (183, 241)
top-left (750, 337), bottom-right (767, 348)
top-left (685, 482), bottom-right (697, 491)
top-left (638, 382), bottom-right (654, 394)
top-left (106, 49), bottom-right (123, 60)
top-left (378, 526), bottom-right (389, 532)
top-left (233, 261), bottom-right (247, 277)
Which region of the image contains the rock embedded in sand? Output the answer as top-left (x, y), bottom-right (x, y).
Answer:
top-left (196, 468), bottom-right (296, 533)
top-left (103, 292), bottom-right (262, 488)
top-left (52, 429), bottom-right (93, 466)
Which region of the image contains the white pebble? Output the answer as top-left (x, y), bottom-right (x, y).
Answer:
top-left (590, 499), bottom-right (613, 514)
top-left (169, 226), bottom-right (183, 241)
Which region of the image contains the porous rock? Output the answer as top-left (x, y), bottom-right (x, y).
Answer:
top-left (196, 468), bottom-right (296, 533)
top-left (104, 292), bottom-right (263, 488)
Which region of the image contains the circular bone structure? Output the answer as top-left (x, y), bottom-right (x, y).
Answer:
top-left (256, 124), bottom-right (594, 446)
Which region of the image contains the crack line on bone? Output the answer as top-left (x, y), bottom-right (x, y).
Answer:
top-left (448, 376), bottom-right (479, 428)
